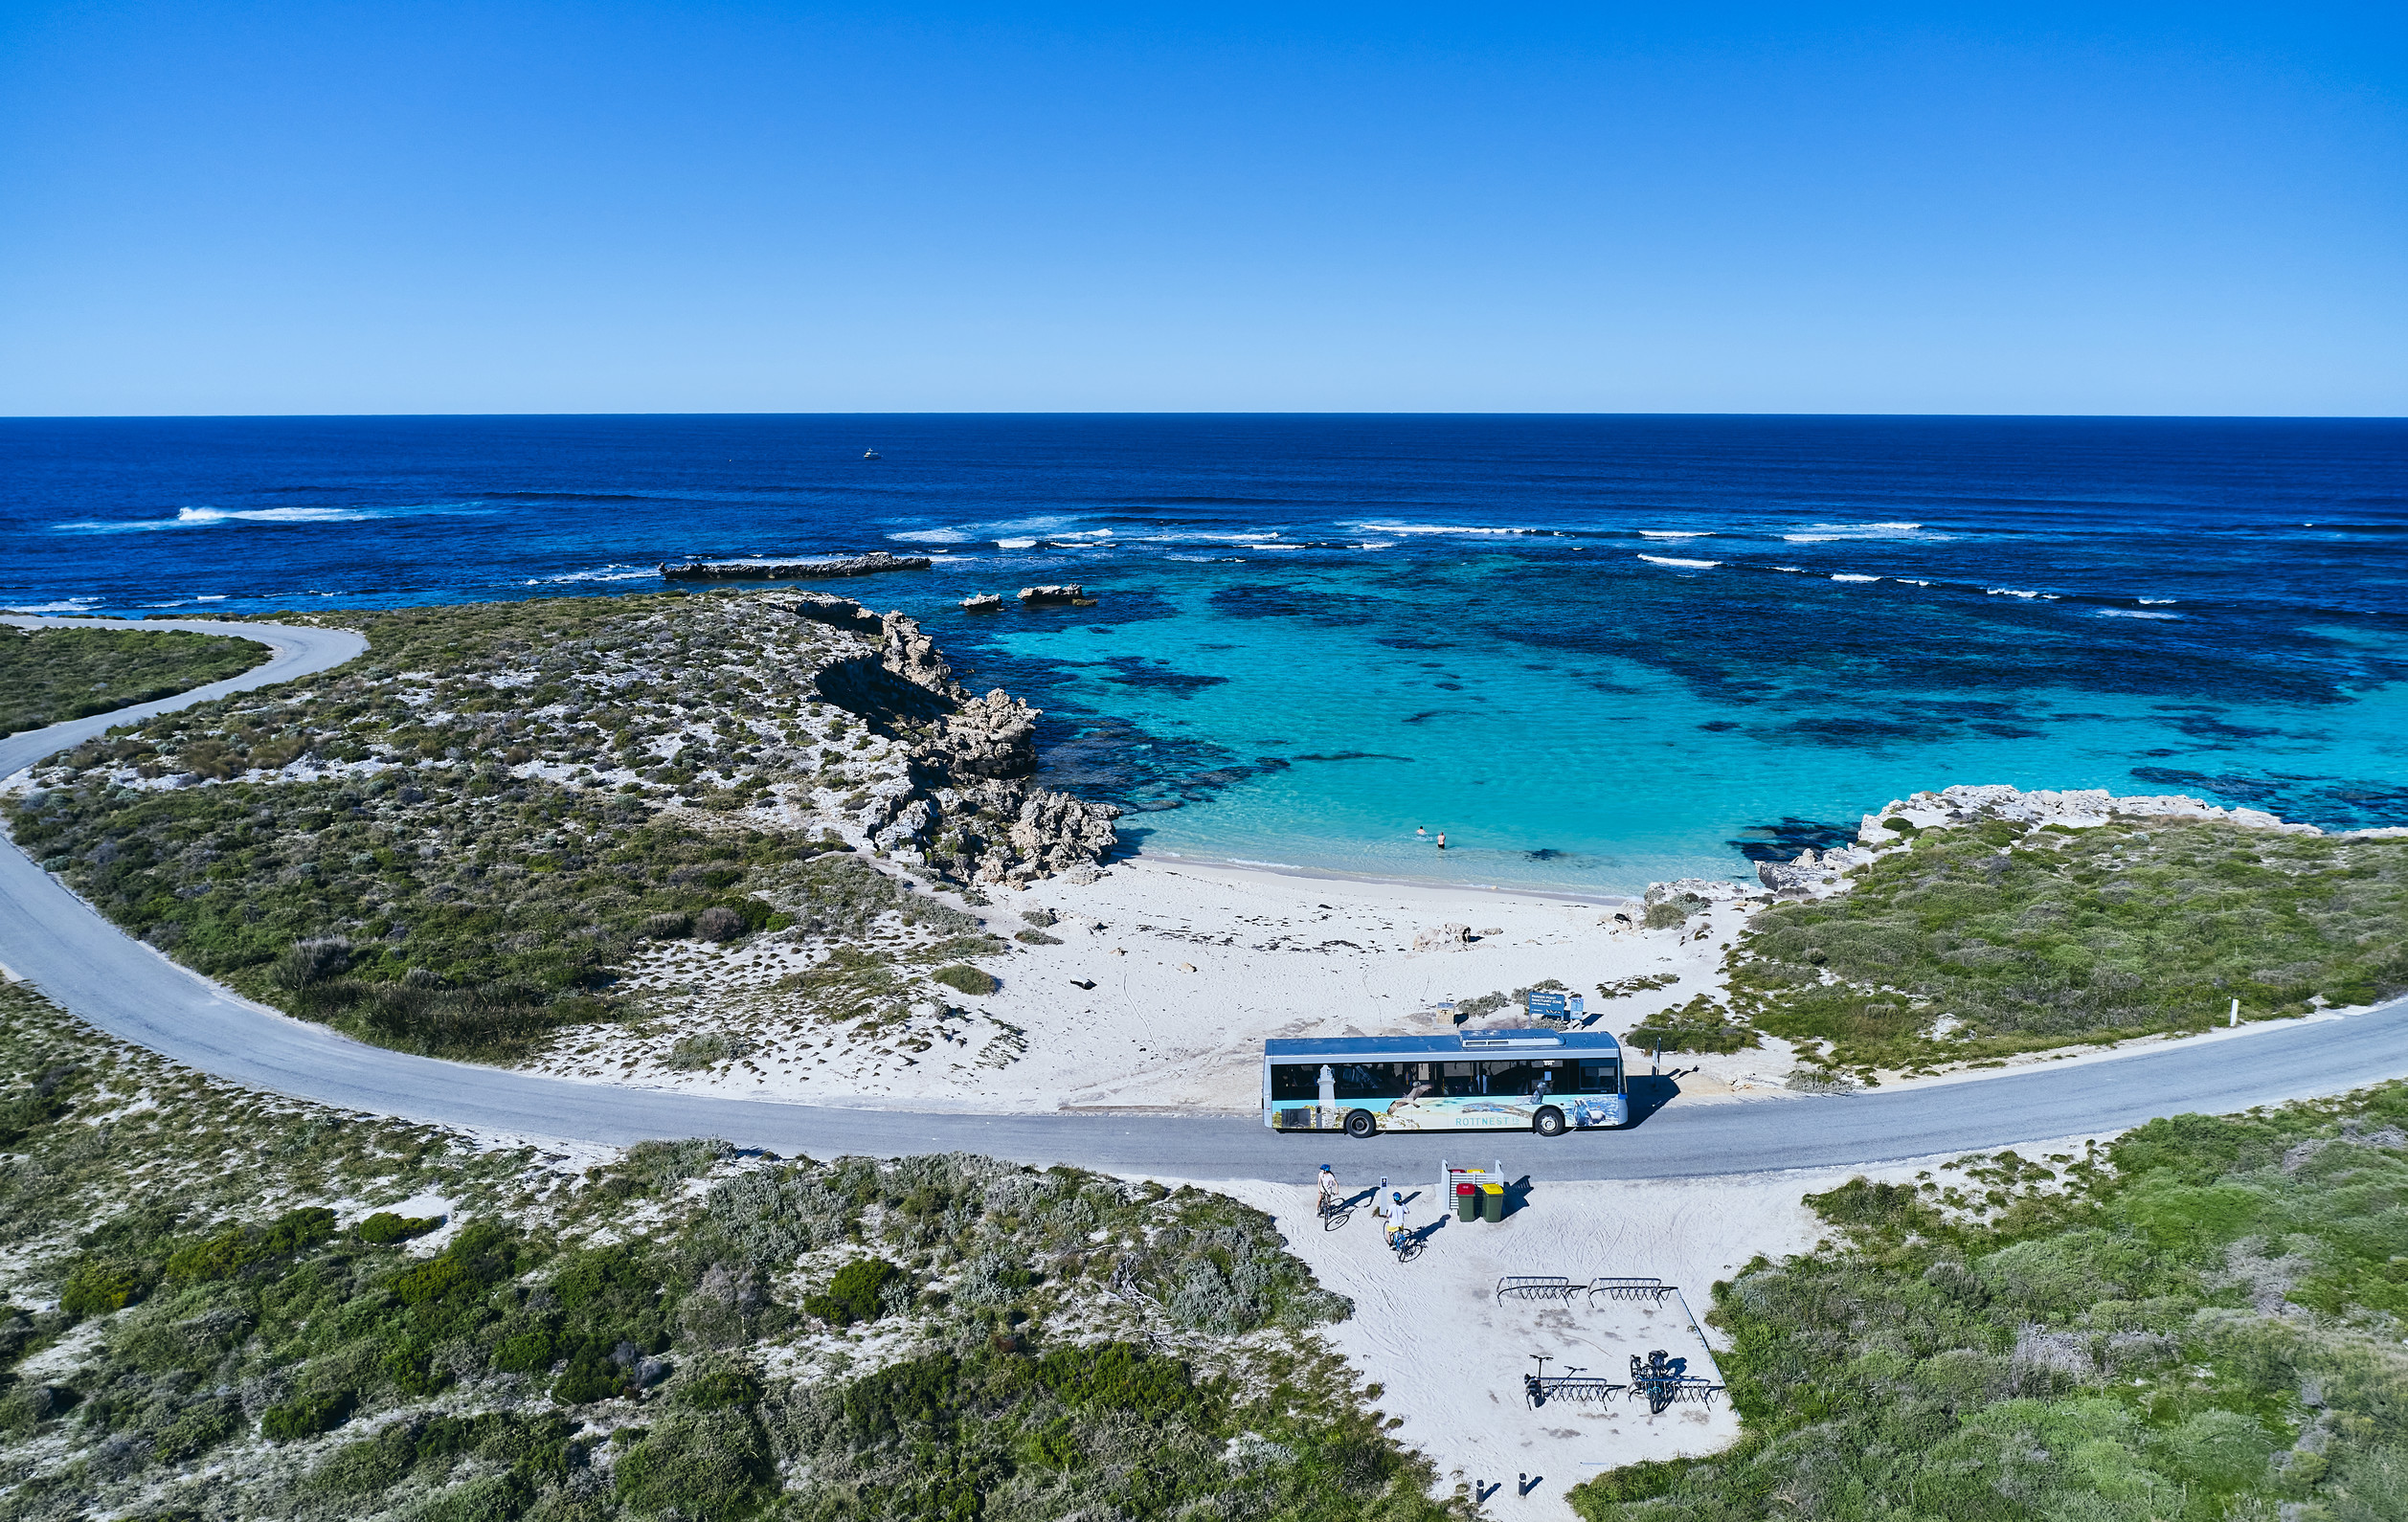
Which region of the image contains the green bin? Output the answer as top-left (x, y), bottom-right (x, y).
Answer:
top-left (1455, 1183), bottom-right (1476, 1221)
top-left (1479, 1183), bottom-right (1504, 1223)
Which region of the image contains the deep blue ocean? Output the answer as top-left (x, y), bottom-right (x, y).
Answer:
top-left (5, 414), bottom-right (2404, 892)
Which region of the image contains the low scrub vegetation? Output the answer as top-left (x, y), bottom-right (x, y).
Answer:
top-left (1624, 995), bottom-right (1758, 1055)
top-left (4, 594), bottom-right (1012, 1065)
top-left (0, 624), bottom-right (268, 737)
top-left (1726, 818), bottom-right (2408, 1073)
top-left (0, 984), bottom-right (1442, 1522)
top-left (1572, 1084), bottom-right (2408, 1521)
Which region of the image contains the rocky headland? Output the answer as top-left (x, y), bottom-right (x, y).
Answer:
top-left (658, 551), bottom-right (932, 581)
top-left (4, 589), bottom-right (1120, 1083)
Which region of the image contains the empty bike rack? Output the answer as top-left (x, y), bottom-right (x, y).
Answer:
top-left (1587, 1275), bottom-right (1677, 1305)
top-left (1496, 1275), bottom-right (1587, 1306)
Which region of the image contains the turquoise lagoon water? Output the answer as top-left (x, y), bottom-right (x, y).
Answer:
top-left (7, 415), bottom-right (2405, 894)
top-left (922, 551), bottom-right (2408, 894)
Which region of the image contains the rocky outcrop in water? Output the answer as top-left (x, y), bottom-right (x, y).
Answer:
top-left (960, 593), bottom-right (1003, 612)
top-left (1018, 584), bottom-right (1089, 606)
top-left (802, 593), bottom-right (1119, 885)
top-left (663, 552), bottom-right (931, 582)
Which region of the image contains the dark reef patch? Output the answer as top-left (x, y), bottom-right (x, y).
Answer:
top-left (2127, 768), bottom-right (2408, 830)
top-left (1728, 816), bottom-right (1862, 862)
top-left (1096, 656), bottom-right (1228, 695)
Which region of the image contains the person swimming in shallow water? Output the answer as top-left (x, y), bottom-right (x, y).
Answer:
top-left (1416, 826), bottom-right (1427, 839)
top-left (1436, 832), bottom-right (1447, 850)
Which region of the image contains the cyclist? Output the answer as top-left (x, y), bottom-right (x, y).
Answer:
top-left (1316, 1164), bottom-right (1340, 1217)
top-left (1383, 1188), bottom-right (1411, 1252)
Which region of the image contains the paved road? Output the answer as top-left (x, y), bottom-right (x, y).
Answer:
top-left (6, 616), bottom-right (2405, 1181)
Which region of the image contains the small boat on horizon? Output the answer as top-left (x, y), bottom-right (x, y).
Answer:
top-left (862, 447), bottom-right (881, 460)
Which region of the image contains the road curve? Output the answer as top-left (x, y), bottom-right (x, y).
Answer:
top-left (5, 616), bottom-right (2406, 1181)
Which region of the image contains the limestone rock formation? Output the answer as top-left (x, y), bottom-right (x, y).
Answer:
top-left (929, 689), bottom-right (1039, 779)
top-left (1005, 790), bottom-right (1122, 880)
top-left (799, 592), bottom-right (1122, 884)
top-left (879, 610), bottom-right (965, 698)
top-left (1857, 783), bottom-right (2339, 842)
top-left (1411, 923), bottom-right (1474, 952)
top-left (662, 552), bottom-right (931, 581)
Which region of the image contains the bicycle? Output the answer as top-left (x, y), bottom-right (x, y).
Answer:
top-left (1386, 1224), bottom-right (1425, 1263)
top-left (1317, 1191), bottom-right (1353, 1231)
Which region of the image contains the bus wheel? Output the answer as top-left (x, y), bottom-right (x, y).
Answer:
top-left (1344, 1109), bottom-right (1378, 1139)
top-left (1533, 1107), bottom-right (1566, 1137)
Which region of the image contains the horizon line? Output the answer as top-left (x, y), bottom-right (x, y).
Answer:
top-left (5, 410), bottom-right (2406, 423)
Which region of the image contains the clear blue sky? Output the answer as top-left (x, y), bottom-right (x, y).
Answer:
top-left (2, 3), bottom-right (2401, 414)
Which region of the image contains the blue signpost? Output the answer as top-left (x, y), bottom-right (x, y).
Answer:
top-left (1526, 991), bottom-right (1569, 1020)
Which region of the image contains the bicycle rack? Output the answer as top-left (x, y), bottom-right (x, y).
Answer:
top-left (1523, 1355), bottom-right (1627, 1409)
top-left (1628, 1350), bottom-right (1724, 1414)
top-left (1587, 1276), bottom-right (1677, 1305)
top-left (1496, 1275), bottom-right (1587, 1305)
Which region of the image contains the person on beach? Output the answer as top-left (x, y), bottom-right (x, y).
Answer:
top-left (1383, 1189), bottom-right (1410, 1251)
top-left (1317, 1163), bottom-right (1340, 1216)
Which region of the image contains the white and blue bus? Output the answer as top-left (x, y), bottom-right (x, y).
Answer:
top-left (1263, 1029), bottom-right (1629, 1139)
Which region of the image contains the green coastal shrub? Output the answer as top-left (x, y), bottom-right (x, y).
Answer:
top-left (1571, 1086), bottom-right (2408, 1521)
top-left (5, 978), bottom-right (1415, 1522)
top-left (58, 1260), bottom-right (146, 1317)
top-left (1624, 995), bottom-right (1759, 1055)
top-left (932, 964), bottom-right (999, 996)
top-left (805, 1259), bottom-right (905, 1326)
top-left (260, 1390), bottom-right (355, 1441)
top-left (1642, 900), bottom-right (1695, 929)
top-left (355, 1210), bottom-right (443, 1245)
top-left (1724, 819), bottom-right (2408, 1068)
top-left (0, 625), bottom-right (269, 738)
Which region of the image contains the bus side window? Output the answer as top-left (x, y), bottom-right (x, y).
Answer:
top-left (1476, 1061), bottom-right (1537, 1093)
top-left (1270, 1064), bottom-right (1318, 1101)
top-left (1335, 1063), bottom-right (1407, 1099)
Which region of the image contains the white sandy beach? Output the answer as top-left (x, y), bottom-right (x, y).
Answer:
top-left (527, 854), bottom-right (1786, 1110)
top-left (526, 832), bottom-right (2351, 1114)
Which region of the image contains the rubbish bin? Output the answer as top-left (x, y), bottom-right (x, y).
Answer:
top-left (1455, 1183), bottom-right (1476, 1221)
top-left (1479, 1183), bottom-right (1505, 1223)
